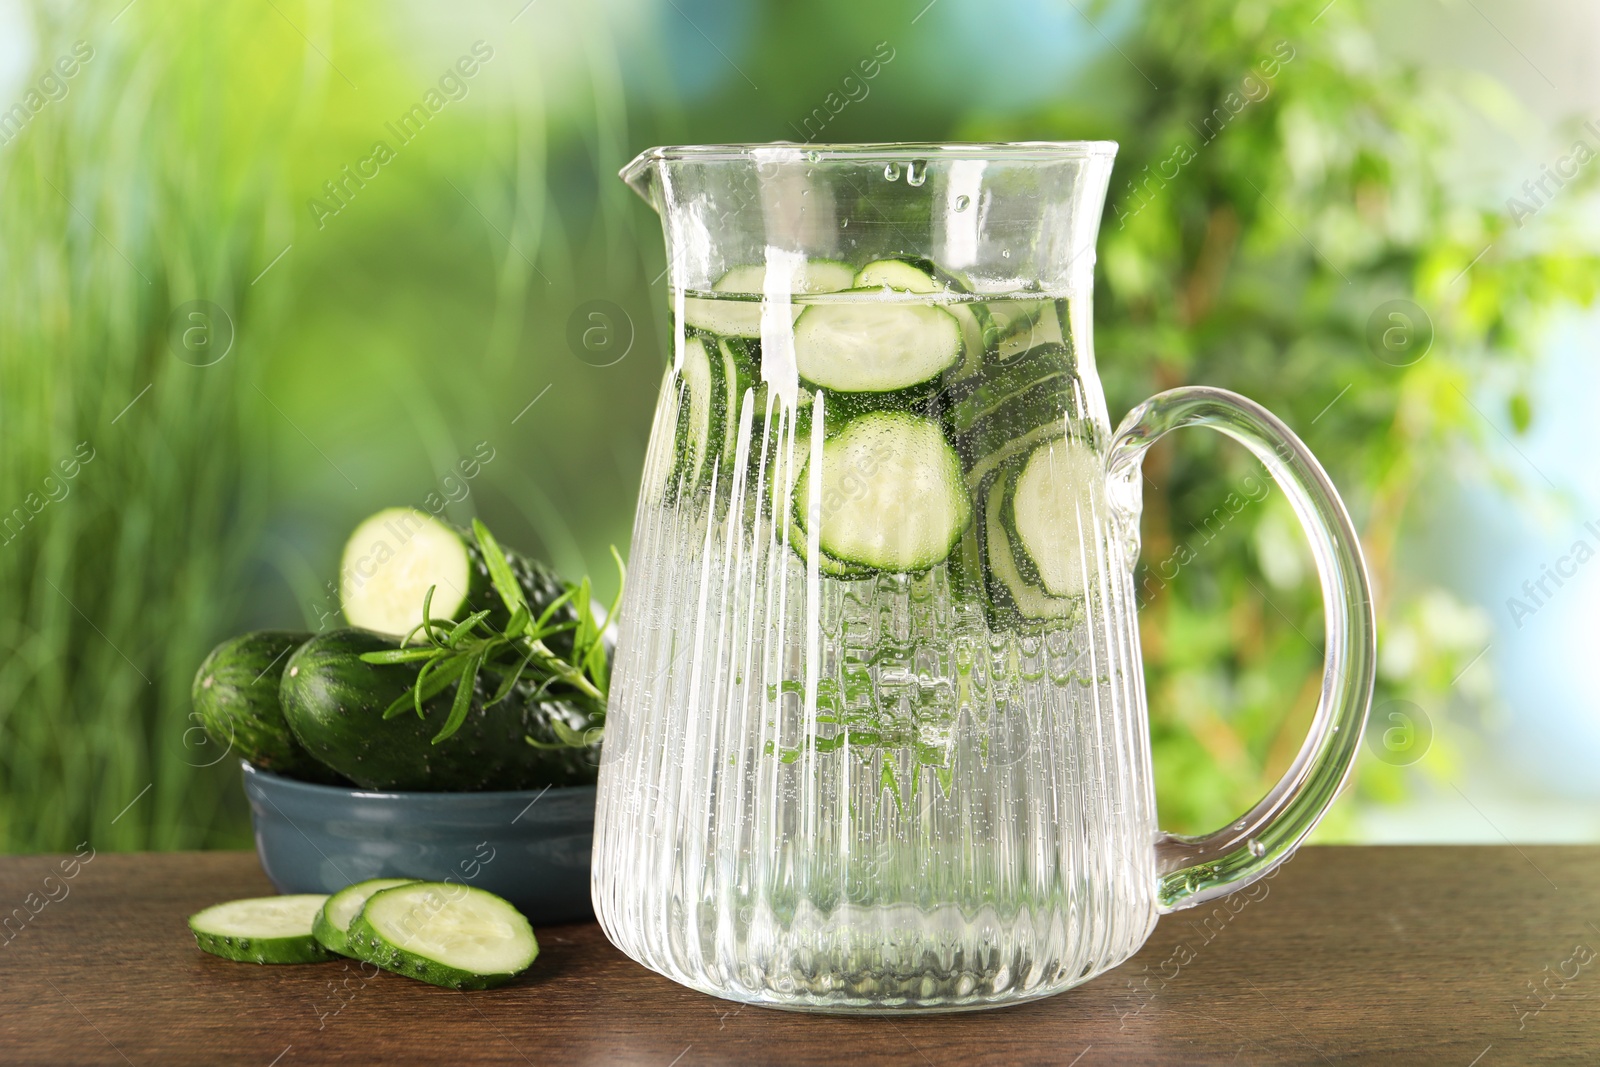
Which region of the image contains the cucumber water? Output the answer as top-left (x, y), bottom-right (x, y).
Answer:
top-left (630, 263), bottom-right (1112, 763)
top-left (657, 269), bottom-right (1095, 585)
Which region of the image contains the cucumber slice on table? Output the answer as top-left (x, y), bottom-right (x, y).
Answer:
top-left (313, 878), bottom-right (420, 956)
top-left (191, 630), bottom-right (342, 782)
top-left (348, 882), bottom-right (538, 990)
top-left (189, 895), bottom-right (333, 964)
top-left (339, 508), bottom-right (576, 649)
top-left (794, 411), bottom-right (970, 573)
top-left (795, 299), bottom-right (964, 393)
top-left (681, 260), bottom-right (855, 338)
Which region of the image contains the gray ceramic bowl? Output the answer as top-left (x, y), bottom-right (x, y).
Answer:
top-left (242, 762), bottom-right (595, 924)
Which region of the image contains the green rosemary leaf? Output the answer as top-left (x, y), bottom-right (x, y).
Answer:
top-left (416, 654), bottom-right (471, 698)
top-left (572, 575), bottom-right (595, 657)
top-left (411, 653), bottom-right (473, 720)
top-left (486, 647), bottom-right (535, 705)
top-left (503, 605), bottom-right (531, 639)
top-left (531, 587), bottom-right (576, 632)
top-left (443, 609), bottom-right (491, 646)
top-left (549, 718), bottom-right (590, 746)
top-left (381, 691), bottom-right (415, 720)
top-left (524, 718), bottom-right (599, 751)
top-left (359, 648), bottom-right (440, 664)
top-left (472, 519), bottom-right (529, 616)
top-left (420, 585), bottom-right (446, 647)
top-left (432, 651), bottom-right (483, 744)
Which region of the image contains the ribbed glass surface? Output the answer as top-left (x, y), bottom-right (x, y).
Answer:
top-left (592, 292), bottom-right (1160, 1013)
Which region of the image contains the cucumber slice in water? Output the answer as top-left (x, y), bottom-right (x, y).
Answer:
top-left (715, 336), bottom-right (746, 470)
top-left (1011, 436), bottom-right (1104, 597)
top-left (348, 882), bottom-right (538, 990)
top-left (854, 258), bottom-right (990, 380)
top-left (854, 258), bottom-right (946, 293)
top-left (985, 298), bottom-right (1049, 346)
top-left (985, 436), bottom-right (1104, 618)
top-left (794, 300), bottom-right (963, 393)
top-left (678, 335), bottom-right (716, 486)
top-left (794, 411), bottom-right (970, 573)
top-left (189, 895), bottom-right (334, 964)
top-left (682, 260), bottom-right (855, 338)
top-left (997, 299), bottom-right (1066, 360)
top-left (313, 878), bottom-right (419, 957)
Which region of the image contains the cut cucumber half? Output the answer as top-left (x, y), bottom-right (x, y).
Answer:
top-left (348, 882), bottom-right (538, 990)
top-left (313, 878), bottom-right (419, 957)
top-left (189, 894), bottom-right (334, 965)
top-left (794, 411), bottom-right (970, 573)
top-left (986, 466), bottom-right (1071, 621)
top-left (786, 519), bottom-right (875, 579)
top-left (949, 301), bottom-right (992, 380)
top-left (339, 509), bottom-right (577, 650)
top-left (342, 508), bottom-right (473, 636)
top-left (682, 260), bottom-right (855, 338)
top-left (794, 300), bottom-right (963, 393)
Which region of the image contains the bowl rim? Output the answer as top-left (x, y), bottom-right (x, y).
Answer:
top-left (240, 760), bottom-right (596, 801)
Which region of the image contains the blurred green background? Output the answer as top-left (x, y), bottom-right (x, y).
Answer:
top-left (2, 0), bottom-right (1597, 852)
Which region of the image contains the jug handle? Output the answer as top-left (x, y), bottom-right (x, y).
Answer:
top-left (1104, 386), bottom-right (1377, 913)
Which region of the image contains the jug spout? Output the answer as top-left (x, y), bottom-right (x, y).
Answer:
top-left (619, 148), bottom-right (660, 209)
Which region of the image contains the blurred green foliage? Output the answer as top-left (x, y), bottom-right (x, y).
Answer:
top-left (0, 0), bottom-right (1593, 850)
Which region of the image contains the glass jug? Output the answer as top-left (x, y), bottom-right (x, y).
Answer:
top-left (593, 142), bottom-right (1375, 1014)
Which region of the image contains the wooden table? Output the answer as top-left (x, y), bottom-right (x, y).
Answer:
top-left (2, 847), bottom-right (1597, 1065)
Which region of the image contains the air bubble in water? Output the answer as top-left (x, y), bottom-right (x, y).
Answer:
top-left (883, 162), bottom-right (902, 181)
top-left (1001, 249), bottom-right (1011, 258)
top-left (906, 159), bottom-right (927, 186)
top-left (953, 195), bottom-right (970, 212)
top-left (1247, 838), bottom-right (1267, 857)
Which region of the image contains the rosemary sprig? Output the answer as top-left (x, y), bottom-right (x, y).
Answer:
top-left (357, 522), bottom-right (623, 745)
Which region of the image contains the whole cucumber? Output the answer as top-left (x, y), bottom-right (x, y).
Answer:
top-left (191, 631), bottom-right (345, 783)
top-left (279, 629), bottom-right (599, 792)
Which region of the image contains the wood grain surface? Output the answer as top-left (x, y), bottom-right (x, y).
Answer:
top-left (2, 847), bottom-right (1597, 1065)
